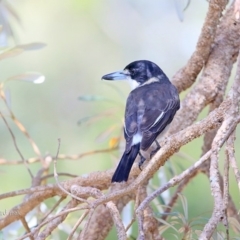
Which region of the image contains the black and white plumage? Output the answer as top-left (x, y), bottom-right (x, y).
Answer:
top-left (102, 60), bottom-right (180, 182)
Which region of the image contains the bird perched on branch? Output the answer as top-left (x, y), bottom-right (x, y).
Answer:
top-left (102, 60), bottom-right (180, 182)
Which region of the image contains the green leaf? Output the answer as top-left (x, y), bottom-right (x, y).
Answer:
top-left (157, 218), bottom-right (179, 233)
top-left (77, 115), bottom-right (96, 125)
top-left (16, 42), bottom-right (47, 51)
top-left (174, 0), bottom-right (191, 22)
top-left (174, 0), bottom-right (184, 22)
top-left (0, 42), bottom-right (46, 61)
top-left (229, 217), bottom-right (240, 233)
top-left (159, 224), bottom-right (170, 235)
top-left (169, 234), bottom-right (179, 240)
top-left (7, 72), bottom-right (45, 84)
top-left (95, 125), bottom-right (118, 143)
top-left (78, 95), bottom-right (112, 102)
top-left (78, 108), bottom-right (120, 126)
top-left (155, 211), bottom-right (179, 218)
top-left (178, 193), bottom-right (188, 222)
top-left (165, 161), bottom-right (176, 177)
top-left (0, 47), bottom-right (24, 60)
top-left (189, 218), bottom-right (206, 228)
top-left (156, 194), bottom-right (166, 206)
top-left (105, 82), bottom-right (126, 98)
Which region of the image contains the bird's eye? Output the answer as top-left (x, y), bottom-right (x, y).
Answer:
top-left (131, 69), bottom-right (136, 75)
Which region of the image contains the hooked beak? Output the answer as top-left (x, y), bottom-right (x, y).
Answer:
top-left (101, 71), bottom-right (129, 81)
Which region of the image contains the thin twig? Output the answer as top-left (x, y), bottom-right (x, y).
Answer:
top-left (125, 218), bottom-right (135, 233)
top-left (228, 134), bottom-right (240, 191)
top-left (40, 196), bottom-right (66, 224)
top-left (224, 140), bottom-right (230, 240)
top-left (78, 209), bottom-right (95, 240)
top-left (0, 88), bottom-right (43, 162)
top-left (20, 217), bottom-right (34, 240)
top-left (36, 199), bottom-right (79, 240)
top-left (67, 210), bottom-right (90, 240)
top-left (41, 173), bottom-right (78, 181)
top-left (0, 185), bottom-right (57, 200)
top-left (17, 205), bottom-right (89, 240)
top-left (106, 201), bottom-right (127, 240)
top-left (53, 139), bottom-right (90, 204)
top-left (0, 111), bottom-right (33, 178)
top-left (162, 169), bottom-right (199, 221)
top-left (0, 146), bottom-right (118, 165)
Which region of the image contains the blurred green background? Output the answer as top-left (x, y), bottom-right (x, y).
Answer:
top-left (0, 0), bottom-right (239, 239)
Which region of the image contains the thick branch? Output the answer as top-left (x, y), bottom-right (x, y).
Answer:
top-left (169, 4), bottom-right (240, 135)
top-left (172, 0), bottom-right (228, 92)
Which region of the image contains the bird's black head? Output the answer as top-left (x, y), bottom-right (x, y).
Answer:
top-left (124, 60), bottom-right (165, 84)
top-left (102, 60), bottom-right (167, 88)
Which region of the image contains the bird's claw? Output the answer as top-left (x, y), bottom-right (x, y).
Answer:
top-left (138, 154), bottom-right (146, 170)
top-left (150, 151), bottom-right (155, 159)
top-left (150, 141), bottom-right (161, 158)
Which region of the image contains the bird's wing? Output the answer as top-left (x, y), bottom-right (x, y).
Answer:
top-left (124, 83), bottom-right (180, 152)
top-left (123, 94), bottom-right (138, 153)
top-left (140, 98), bottom-right (179, 132)
top-left (140, 96), bottom-right (180, 150)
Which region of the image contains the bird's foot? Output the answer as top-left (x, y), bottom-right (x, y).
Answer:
top-left (138, 152), bottom-right (146, 170)
top-left (150, 149), bottom-right (159, 158)
top-left (150, 141), bottom-right (161, 158)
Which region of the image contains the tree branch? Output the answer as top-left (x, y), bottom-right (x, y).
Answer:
top-left (172, 0), bottom-right (228, 92)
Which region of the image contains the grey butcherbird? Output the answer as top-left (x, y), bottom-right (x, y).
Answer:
top-left (102, 60), bottom-right (180, 182)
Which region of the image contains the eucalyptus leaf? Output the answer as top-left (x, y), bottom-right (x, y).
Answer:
top-left (155, 211), bottom-right (179, 218)
top-left (158, 225), bottom-right (170, 235)
top-left (165, 161), bottom-right (175, 177)
top-left (174, 0), bottom-right (184, 22)
top-left (176, 162), bottom-right (185, 172)
top-left (105, 82), bottom-right (126, 98)
top-left (95, 125), bottom-right (118, 143)
top-left (77, 115), bottom-right (96, 125)
top-left (7, 72), bottom-right (45, 84)
top-left (156, 193), bottom-right (166, 206)
top-left (90, 110), bottom-right (120, 125)
top-left (78, 95), bottom-right (112, 102)
top-left (0, 42), bottom-right (46, 61)
top-left (229, 217), bottom-right (240, 232)
top-left (16, 42), bottom-right (47, 51)
top-left (78, 108), bottom-right (119, 126)
top-left (178, 193), bottom-right (188, 222)
top-left (157, 218), bottom-right (179, 233)
top-left (0, 47), bottom-right (24, 60)
top-left (174, 0), bottom-right (191, 22)
top-left (169, 234), bottom-right (179, 240)
top-left (183, 0), bottom-right (191, 11)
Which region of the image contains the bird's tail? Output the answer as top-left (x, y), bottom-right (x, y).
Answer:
top-left (112, 143), bottom-right (140, 182)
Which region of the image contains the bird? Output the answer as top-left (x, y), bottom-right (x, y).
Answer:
top-left (102, 60), bottom-right (180, 182)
